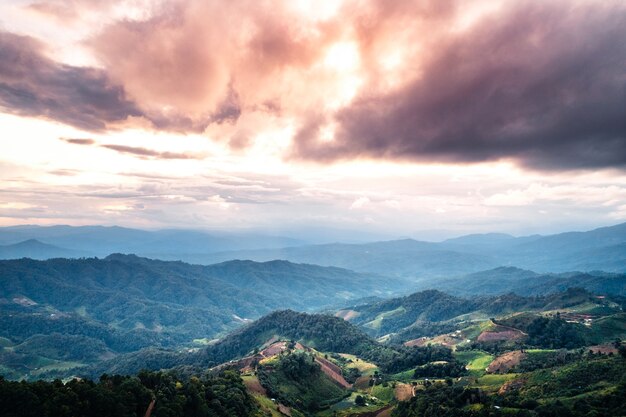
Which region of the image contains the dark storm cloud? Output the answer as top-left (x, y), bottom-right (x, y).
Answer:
top-left (0, 31), bottom-right (143, 131)
top-left (293, 1), bottom-right (626, 170)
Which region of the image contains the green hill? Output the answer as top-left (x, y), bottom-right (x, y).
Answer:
top-left (341, 288), bottom-right (624, 341)
top-left (0, 256), bottom-right (406, 380)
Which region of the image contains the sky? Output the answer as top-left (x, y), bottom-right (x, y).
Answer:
top-left (1, 0), bottom-right (625, 239)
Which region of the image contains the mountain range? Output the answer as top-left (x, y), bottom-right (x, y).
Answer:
top-left (427, 267), bottom-right (626, 297)
top-left (196, 223), bottom-right (626, 276)
top-left (4, 295), bottom-right (625, 417)
top-left (0, 225), bottom-right (305, 259)
top-left (1, 223), bottom-right (625, 279)
top-left (0, 253), bottom-right (409, 380)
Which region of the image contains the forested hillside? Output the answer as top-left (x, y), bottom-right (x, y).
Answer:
top-left (0, 255), bottom-right (405, 380)
top-left (338, 288), bottom-right (626, 340)
top-left (3, 304), bottom-right (625, 417)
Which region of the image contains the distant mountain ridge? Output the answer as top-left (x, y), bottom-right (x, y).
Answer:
top-left (0, 239), bottom-right (87, 260)
top-left (182, 239), bottom-right (499, 277)
top-left (1, 223), bottom-right (624, 277)
top-left (430, 267), bottom-right (626, 297)
top-left (0, 225), bottom-right (306, 259)
top-left (194, 222), bottom-right (626, 276)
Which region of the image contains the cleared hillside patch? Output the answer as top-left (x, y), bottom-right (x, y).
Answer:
top-left (335, 310), bottom-right (360, 321)
top-left (371, 384), bottom-right (395, 402)
top-left (486, 350), bottom-right (526, 374)
top-left (364, 307), bottom-right (406, 331)
top-left (474, 374), bottom-right (518, 392)
top-left (477, 324), bottom-right (526, 342)
top-left (315, 356), bottom-right (351, 388)
top-left (394, 383), bottom-right (414, 401)
top-left (242, 374), bottom-right (267, 395)
top-left (454, 350), bottom-right (494, 376)
top-left (339, 354), bottom-right (378, 375)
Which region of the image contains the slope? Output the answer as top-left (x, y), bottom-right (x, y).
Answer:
top-left (340, 288), bottom-right (624, 338)
top-left (0, 255), bottom-right (407, 379)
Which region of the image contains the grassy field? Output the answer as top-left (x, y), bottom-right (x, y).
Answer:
top-left (460, 320), bottom-right (494, 341)
top-left (474, 374), bottom-right (518, 392)
top-left (364, 306), bottom-right (406, 331)
top-left (192, 338), bottom-right (217, 346)
top-left (0, 353), bottom-right (86, 381)
top-left (318, 392), bottom-right (389, 417)
top-left (371, 384), bottom-right (395, 402)
top-left (251, 394), bottom-right (284, 417)
top-left (339, 353), bottom-right (379, 375)
top-left (75, 306), bottom-right (88, 317)
top-left (30, 360), bottom-right (85, 377)
top-left (454, 350), bottom-right (494, 376)
top-left (589, 313), bottom-right (626, 342)
top-left (391, 368), bottom-right (415, 382)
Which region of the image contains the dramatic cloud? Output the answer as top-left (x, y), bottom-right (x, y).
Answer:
top-left (87, 0), bottom-right (626, 170)
top-left (87, 0), bottom-right (342, 131)
top-left (293, 1), bottom-right (626, 170)
top-left (1, 0), bottom-right (625, 171)
top-left (0, 31), bottom-right (143, 131)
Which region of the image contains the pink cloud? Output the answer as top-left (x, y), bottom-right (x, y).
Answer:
top-left (3, 0), bottom-right (625, 170)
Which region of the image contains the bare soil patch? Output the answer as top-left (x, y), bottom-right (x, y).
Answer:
top-left (315, 356), bottom-right (351, 388)
top-left (394, 383), bottom-right (414, 401)
top-left (143, 399), bottom-right (155, 417)
top-left (336, 309), bottom-right (360, 320)
top-left (498, 378), bottom-right (526, 395)
top-left (354, 375), bottom-right (372, 390)
top-left (589, 344), bottom-right (619, 355)
top-left (404, 337), bottom-right (429, 347)
top-left (261, 342), bottom-right (287, 357)
top-left (244, 376), bottom-right (267, 395)
top-left (478, 325), bottom-right (525, 342)
top-left (486, 351), bottom-right (526, 374)
top-left (277, 404), bottom-right (292, 416)
top-left (376, 406), bottom-right (394, 417)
